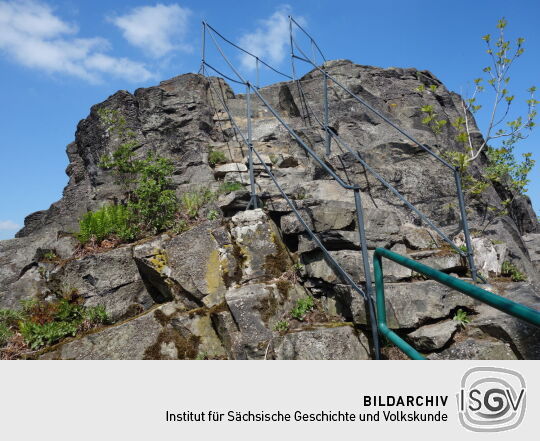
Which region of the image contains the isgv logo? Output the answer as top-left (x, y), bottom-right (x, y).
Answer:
top-left (457, 367), bottom-right (526, 432)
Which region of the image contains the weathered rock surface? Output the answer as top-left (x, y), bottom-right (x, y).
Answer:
top-left (428, 338), bottom-right (518, 360)
top-left (467, 283), bottom-right (540, 359)
top-left (2, 60), bottom-right (539, 360)
top-left (523, 233), bottom-right (540, 272)
top-left (407, 320), bottom-right (459, 351)
top-left (41, 307), bottom-right (164, 360)
top-left (273, 325), bottom-right (371, 360)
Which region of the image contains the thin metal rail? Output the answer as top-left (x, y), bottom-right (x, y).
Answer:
top-left (203, 22), bottom-right (292, 80)
top-left (287, 16), bottom-right (481, 282)
top-left (205, 73), bottom-right (381, 359)
top-left (198, 19), bottom-right (487, 358)
top-left (373, 247), bottom-right (540, 360)
top-left (286, 59), bottom-right (467, 256)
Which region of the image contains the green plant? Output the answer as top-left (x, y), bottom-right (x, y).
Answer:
top-left (290, 296), bottom-right (315, 321)
top-left (453, 308), bottom-right (471, 326)
top-left (416, 18), bottom-right (537, 234)
top-left (77, 204), bottom-right (136, 244)
top-left (273, 320), bottom-right (289, 332)
top-left (218, 181), bottom-right (243, 194)
top-left (501, 260), bottom-right (526, 281)
top-left (19, 320), bottom-right (79, 350)
top-left (130, 153), bottom-right (178, 233)
top-left (0, 323), bottom-right (12, 347)
top-left (98, 108), bottom-right (141, 194)
top-left (41, 251), bottom-right (58, 261)
top-left (0, 308), bottom-right (24, 327)
top-left (295, 190), bottom-right (309, 200)
top-left (92, 107), bottom-right (179, 240)
top-left (447, 19), bottom-right (536, 197)
top-left (292, 262), bottom-right (304, 273)
top-left (181, 188), bottom-right (215, 218)
top-left (172, 218), bottom-right (189, 234)
top-left (207, 209), bottom-right (220, 221)
top-left (269, 154), bottom-right (279, 165)
top-left (0, 298), bottom-right (109, 352)
top-left (419, 103), bottom-right (447, 135)
top-left (451, 244), bottom-right (469, 255)
top-left (208, 150), bottom-right (227, 167)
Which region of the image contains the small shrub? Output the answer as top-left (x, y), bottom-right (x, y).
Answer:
top-left (42, 251), bottom-right (58, 261)
top-left (452, 244), bottom-right (468, 255)
top-left (181, 188), bottom-right (215, 219)
top-left (290, 296), bottom-right (315, 321)
top-left (0, 308), bottom-right (24, 327)
top-left (453, 308), bottom-right (470, 327)
top-left (501, 261), bottom-right (526, 281)
top-left (172, 218), bottom-right (189, 235)
top-left (83, 305), bottom-right (108, 324)
top-left (273, 320), bottom-right (289, 333)
top-left (218, 181), bottom-right (243, 194)
top-left (207, 209), bottom-right (220, 221)
top-left (292, 262), bottom-right (304, 273)
top-left (92, 107), bottom-right (179, 241)
top-left (0, 323), bottom-right (12, 347)
top-left (0, 298), bottom-right (110, 352)
top-left (295, 190), bottom-right (310, 200)
top-left (131, 154), bottom-right (178, 233)
top-left (77, 204), bottom-right (136, 245)
top-left (208, 150), bottom-right (227, 167)
top-left (19, 320), bottom-right (79, 350)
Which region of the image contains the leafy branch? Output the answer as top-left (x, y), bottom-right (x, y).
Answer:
top-left (453, 18), bottom-right (537, 187)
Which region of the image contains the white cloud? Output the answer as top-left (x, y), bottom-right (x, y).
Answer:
top-left (0, 220), bottom-right (20, 231)
top-left (238, 5), bottom-right (305, 71)
top-left (0, 0), bottom-right (154, 83)
top-left (109, 4), bottom-right (192, 58)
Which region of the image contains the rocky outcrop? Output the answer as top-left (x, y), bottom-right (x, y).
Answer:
top-left (2, 60), bottom-right (539, 359)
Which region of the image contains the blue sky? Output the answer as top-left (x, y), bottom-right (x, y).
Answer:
top-left (0, 0), bottom-right (539, 239)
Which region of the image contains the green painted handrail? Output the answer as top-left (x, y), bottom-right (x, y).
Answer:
top-left (373, 247), bottom-right (540, 360)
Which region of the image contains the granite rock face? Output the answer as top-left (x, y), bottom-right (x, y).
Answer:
top-left (2, 60), bottom-right (539, 359)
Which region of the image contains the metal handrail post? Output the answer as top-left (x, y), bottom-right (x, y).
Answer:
top-left (205, 63), bottom-right (382, 360)
top-left (287, 19), bottom-right (481, 281)
top-left (256, 58), bottom-right (260, 89)
top-left (373, 251), bottom-right (426, 360)
top-left (246, 84), bottom-right (258, 209)
top-left (200, 22), bottom-right (206, 75)
top-left (354, 188), bottom-right (380, 359)
top-left (323, 71), bottom-right (330, 156)
top-left (454, 168), bottom-right (479, 281)
top-left (374, 247), bottom-right (540, 359)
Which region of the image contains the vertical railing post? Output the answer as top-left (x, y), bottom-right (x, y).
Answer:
top-left (323, 71), bottom-right (330, 156)
top-left (246, 83), bottom-right (258, 209)
top-left (200, 22), bottom-right (206, 75)
top-left (354, 188), bottom-right (381, 360)
top-left (454, 168), bottom-right (479, 281)
top-left (256, 58), bottom-right (260, 89)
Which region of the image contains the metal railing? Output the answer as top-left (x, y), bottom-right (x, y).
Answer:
top-left (288, 16), bottom-right (482, 282)
top-left (201, 21), bottom-right (382, 359)
top-left (373, 247), bottom-right (540, 360)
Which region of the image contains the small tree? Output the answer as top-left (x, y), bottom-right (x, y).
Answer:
top-left (416, 18), bottom-right (537, 229)
top-left (450, 18), bottom-right (537, 195)
top-left (82, 107), bottom-right (179, 241)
